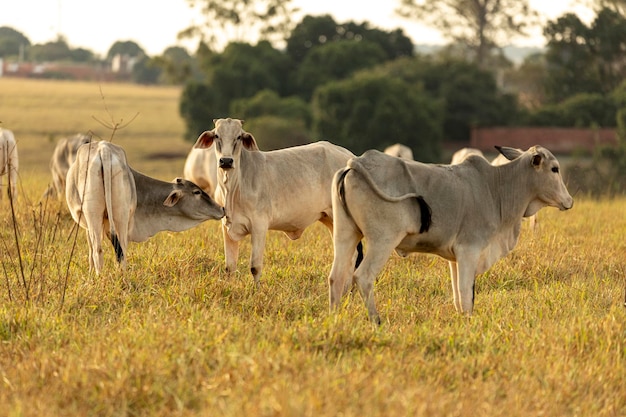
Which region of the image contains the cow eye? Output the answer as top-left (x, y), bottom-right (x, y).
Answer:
top-left (215, 134), bottom-right (219, 139)
top-left (552, 167), bottom-right (559, 173)
top-left (193, 190), bottom-right (202, 195)
top-left (236, 135), bottom-right (242, 140)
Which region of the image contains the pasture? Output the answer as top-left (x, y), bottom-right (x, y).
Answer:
top-left (0, 78), bottom-right (625, 417)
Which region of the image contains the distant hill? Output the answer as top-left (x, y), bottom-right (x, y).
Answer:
top-left (415, 44), bottom-right (544, 65)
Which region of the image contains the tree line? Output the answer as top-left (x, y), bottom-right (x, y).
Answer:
top-left (2, 0), bottom-right (626, 164)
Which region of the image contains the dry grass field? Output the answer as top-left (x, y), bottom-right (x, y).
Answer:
top-left (0, 78), bottom-right (625, 417)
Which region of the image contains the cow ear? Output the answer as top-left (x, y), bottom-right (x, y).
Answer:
top-left (163, 189), bottom-right (183, 207)
top-left (242, 132), bottom-right (259, 151)
top-left (531, 154), bottom-right (542, 167)
top-left (495, 146), bottom-right (522, 161)
top-left (194, 131), bottom-right (215, 149)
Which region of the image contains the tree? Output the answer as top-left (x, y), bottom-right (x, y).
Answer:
top-left (396, 0), bottom-right (538, 66)
top-left (313, 73), bottom-right (443, 161)
top-left (582, 0), bottom-right (626, 14)
top-left (180, 0), bottom-right (297, 50)
top-left (0, 26), bottom-right (30, 57)
top-left (107, 41), bottom-right (144, 60)
top-left (543, 8), bottom-right (626, 103)
top-left (179, 41), bottom-right (292, 140)
top-left (29, 36), bottom-right (73, 62)
top-left (369, 56), bottom-right (518, 142)
top-left (179, 81), bottom-right (220, 140)
top-left (230, 89), bottom-right (311, 128)
top-left (286, 15), bottom-right (413, 65)
top-left (295, 40), bottom-right (388, 100)
top-left (132, 56), bottom-right (162, 85)
top-left (154, 46), bottom-right (199, 84)
top-left (207, 41), bottom-right (292, 111)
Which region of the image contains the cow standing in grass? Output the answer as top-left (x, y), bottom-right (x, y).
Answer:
top-left (0, 128), bottom-right (18, 201)
top-left (328, 146), bottom-right (573, 323)
top-left (193, 118), bottom-right (357, 285)
top-left (66, 141), bottom-right (225, 274)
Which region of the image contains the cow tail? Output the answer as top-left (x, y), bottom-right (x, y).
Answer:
top-left (416, 196), bottom-right (432, 233)
top-left (336, 168), bottom-right (353, 220)
top-left (100, 145), bottom-right (124, 263)
top-left (336, 168), bottom-right (364, 268)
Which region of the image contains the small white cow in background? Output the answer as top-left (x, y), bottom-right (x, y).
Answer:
top-left (0, 128), bottom-right (19, 201)
top-left (328, 145), bottom-right (573, 324)
top-left (384, 143), bottom-right (414, 160)
top-left (183, 145), bottom-right (217, 196)
top-left (193, 118), bottom-right (357, 285)
top-left (450, 147), bottom-right (484, 165)
top-left (43, 133), bottom-right (92, 200)
top-left (66, 141), bottom-right (225, 274)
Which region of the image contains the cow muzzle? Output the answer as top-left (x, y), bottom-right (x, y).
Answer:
top-left (219, 157), bottom-right (234, 169)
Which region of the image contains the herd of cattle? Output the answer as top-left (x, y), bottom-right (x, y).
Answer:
top-left (0, 120), bottom-right (573, 323)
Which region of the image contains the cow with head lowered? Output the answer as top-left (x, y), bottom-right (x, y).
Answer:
top-left (66, 141), bottom-right (224, 274)
top-left (193, 118), bottom-right (357, 285)
top-left (328, 145), bottom-right (573, 324)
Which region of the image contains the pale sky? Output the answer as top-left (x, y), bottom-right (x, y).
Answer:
top-left (0, 0), bottom-right (592, 57)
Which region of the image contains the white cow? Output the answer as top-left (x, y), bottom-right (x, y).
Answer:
top-left (384, 143), bottom-right (414, 160)
top-left (193, 118), bottom-right (357, 285)
top-left (43, 133), bottom-right (92, 200)
top-left (66, 141), bottom-right (225, 274)
top-left (0, 128), bottom-right (19, 201)
top-left (328, 146), bottom-right (573, 323)
top-left (183, 145), bottom-right (217, 196)
top-left (450, 147), bottom-right (484, 164)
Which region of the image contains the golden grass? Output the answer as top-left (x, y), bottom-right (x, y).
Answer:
top-left (0, 79), bottom-right (625, 417)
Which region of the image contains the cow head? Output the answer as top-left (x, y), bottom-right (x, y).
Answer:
top-left (193, 118), bottom-right (258, 170)
top-left (163, 177), bottom-right (225, 220)
top-left (496, 145), bottom-right (574, 215)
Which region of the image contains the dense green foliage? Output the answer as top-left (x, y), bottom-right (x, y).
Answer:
top-left (313, 73), bottom-right (442, 160)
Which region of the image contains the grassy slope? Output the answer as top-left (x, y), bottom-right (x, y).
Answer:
top-left (0, 79), bottom-right (625, 417)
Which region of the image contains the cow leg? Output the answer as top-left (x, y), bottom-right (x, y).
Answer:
top-left (249, 226), bottom-right (269, 286)
top-left (9, 168), bottom-right (17, 201)
top-left (222, 222), bottom-right (239, 276)
top-left (455, 251), bottom-right (479, 315)
top-left (86, 225), bottom-right (104, 275)
top-left (448, 261), bottom-right (462, 312)
top-left (353, 239), bottom-right (399, 325)
top-left (328, 228), bottom-right (362, 311)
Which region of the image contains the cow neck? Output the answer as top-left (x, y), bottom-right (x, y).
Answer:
top-left (490, 157), bottom-right (534, 226)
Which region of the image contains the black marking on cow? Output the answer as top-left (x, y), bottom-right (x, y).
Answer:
top-left (111, 232), bottom-right (124, 264)
top-left (355, 241), bottom-right (364, 268)
top-left (472, 282), bottom-right (475, 306)
top-left (416, 196), bottom-right (432, 233)
top-left (251, 267), bottom-right (258, 276)
top-left (337, 168), bottom-right (351, 217)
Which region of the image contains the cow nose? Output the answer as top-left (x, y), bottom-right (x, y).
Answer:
top-left (219, 157), bottom-right (234, 169)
